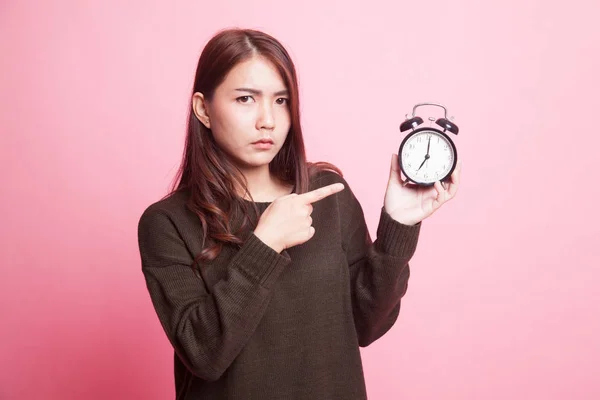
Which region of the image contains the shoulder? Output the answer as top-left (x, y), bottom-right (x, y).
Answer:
top-left (308, 166), bottom-right (367, 240)
top-left (138, 189), bottom-right (191, 232)
top-left (308, 166), bottom-right (361, 212)
top-left (309, 166), bottom-right (349, 189)
top-left (309, 165), bottom-right (356, 196)
top-left (137, 189), bottom-right (200, 267)
top-left (137, 189), bottom-right (202, 260)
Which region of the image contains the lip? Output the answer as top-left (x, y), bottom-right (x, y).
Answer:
top-left (251, 138), bottom-right (274, 150)
top-left (252, 141), bottom-right (273, 149)
top-left (252, 138), bottom-right (274, 144)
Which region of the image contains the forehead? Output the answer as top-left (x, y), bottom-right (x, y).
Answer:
top-left (220, 56), bottom-right (286, 90)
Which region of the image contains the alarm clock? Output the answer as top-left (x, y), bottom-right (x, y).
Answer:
top-left (398, 103), bottom-right (459, 187)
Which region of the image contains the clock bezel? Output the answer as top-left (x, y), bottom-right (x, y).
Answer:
top-left (398, 126), bottom-right (458, 186)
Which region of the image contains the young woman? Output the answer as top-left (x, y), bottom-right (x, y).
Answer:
top-left (137, 28), bottom-right (461, 400)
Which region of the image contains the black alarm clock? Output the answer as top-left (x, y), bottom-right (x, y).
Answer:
top-left (398, 103), bottom-right (459, 187)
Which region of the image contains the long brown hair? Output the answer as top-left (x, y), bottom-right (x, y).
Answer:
top-left (168, 28), bottom-right (340, 263)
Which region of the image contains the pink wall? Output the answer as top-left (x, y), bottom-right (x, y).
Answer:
top-left (2, 0), bottom-right (599, 398)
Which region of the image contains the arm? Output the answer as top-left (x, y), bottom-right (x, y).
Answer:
top-left (137, 207), bottom-right (290, 381)
top-left (340, 181), bottom-right (421, 347)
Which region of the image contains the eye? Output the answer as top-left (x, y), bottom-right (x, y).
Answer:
top-left (236, 96), bottom-right (254, 103)
top-left (276, 98), bottom-right (289, 105)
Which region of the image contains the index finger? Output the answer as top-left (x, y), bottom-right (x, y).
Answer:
top-left (298, 183), bottom-right (345, 204)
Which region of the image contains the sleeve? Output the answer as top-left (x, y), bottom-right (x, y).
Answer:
top-left (137, 206), bottom-right (291, 381)
top-left (339, 179), bottom-right (421, 347)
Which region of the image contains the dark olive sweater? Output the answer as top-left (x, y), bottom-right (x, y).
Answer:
top-left (137, 170), bottom-right (421, 400)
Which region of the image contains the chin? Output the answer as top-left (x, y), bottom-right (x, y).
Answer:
top-left (238, 155), bottom-right (276, 169)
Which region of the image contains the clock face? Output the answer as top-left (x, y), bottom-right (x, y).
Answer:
top-left (399, 128), bottom-right (456, 185)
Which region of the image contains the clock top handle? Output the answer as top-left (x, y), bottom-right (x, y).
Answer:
top-left (407, 103), bottom-right (459, 135)
top-left (410, 103), bottom-right (448, 119)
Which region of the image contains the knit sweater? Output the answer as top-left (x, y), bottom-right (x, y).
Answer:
top-left (137, 170), bottom-right (421, 400)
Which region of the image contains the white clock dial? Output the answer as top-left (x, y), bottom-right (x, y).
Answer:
top-left (400, 130), bottom-right (455, 184)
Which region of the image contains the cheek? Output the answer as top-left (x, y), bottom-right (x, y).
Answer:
top-left (276, 107), bottom-right (292, 129)
top-left (212, 108), bottom-right (253, 145)
top-left (227, 107), bottom-right (257, 133)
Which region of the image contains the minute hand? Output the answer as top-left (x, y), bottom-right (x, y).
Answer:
top-left (417, 136), bottom-right (432, 171)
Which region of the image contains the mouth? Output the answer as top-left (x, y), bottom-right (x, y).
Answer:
top-left (252, 138), bottom-right (274, 144)
top-left (252, 138), bottom-right (274, 150)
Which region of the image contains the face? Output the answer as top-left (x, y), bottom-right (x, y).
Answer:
top-left (193, 57), bottom-right (291, 172)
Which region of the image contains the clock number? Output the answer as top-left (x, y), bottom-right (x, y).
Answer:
top-left (409, 144), bottom-right (415, 150)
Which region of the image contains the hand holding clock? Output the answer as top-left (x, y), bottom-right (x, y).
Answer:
top-left (384, 154), bottom-right (461, 226)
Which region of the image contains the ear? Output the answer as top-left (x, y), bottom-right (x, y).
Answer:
top-left (192, 92), bottom-right (211, 129)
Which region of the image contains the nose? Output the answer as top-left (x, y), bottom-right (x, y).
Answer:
top-left (256, 101), bottom-right (275, 131)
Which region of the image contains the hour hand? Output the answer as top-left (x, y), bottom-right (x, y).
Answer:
top-left (417, 157), bottom-right (427, 171)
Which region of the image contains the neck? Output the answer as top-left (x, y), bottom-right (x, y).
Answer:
top-left (239, 165), bottom-right (291, 202)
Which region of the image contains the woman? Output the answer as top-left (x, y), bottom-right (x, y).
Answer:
top-left (137, 28), bottom-right (461, 400)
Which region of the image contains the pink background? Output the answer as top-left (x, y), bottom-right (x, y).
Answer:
top-left (2, 0), bottom-right (599, 399)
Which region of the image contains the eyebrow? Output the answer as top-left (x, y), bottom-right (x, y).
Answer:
top-left (234, 88), bottom-right (289, 96)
